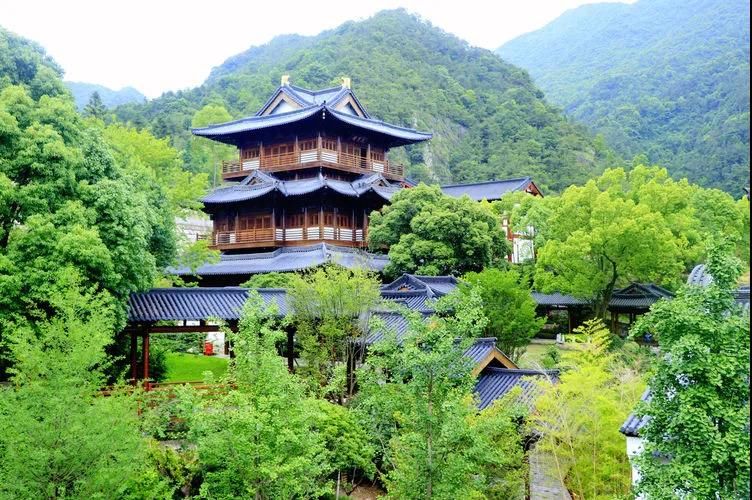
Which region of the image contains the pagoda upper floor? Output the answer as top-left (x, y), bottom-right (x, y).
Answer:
top-left (192, 76), bottom-right (432, 182)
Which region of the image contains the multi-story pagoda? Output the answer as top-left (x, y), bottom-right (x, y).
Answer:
top-left (179, 76), bottom-right (431, 285)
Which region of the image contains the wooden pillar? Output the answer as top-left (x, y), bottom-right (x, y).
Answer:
top-left (287, 329), bottom-right (295, 372)
top-left (142, 330), bottom-right (150, 390)
top-left (334, 206), bottom-right (338, 241)
top-left (130, 330), bottom-right (138, 385)
top-left (366, 144), bottom-right (371, 170)
top-left (337, 136), bottom-right (341, 162)
top-left (294, 135), bottom-right (299, 162)
top-left (259, 141), bottom-right (264, 169)
top-left (304, 206), bottom-right (308, 240)
top-left (351, 208), bottom-right (355, 243)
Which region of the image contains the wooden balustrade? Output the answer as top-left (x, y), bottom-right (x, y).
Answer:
top-left (221, 142), bottom-right (404, 180)
top-left (211, 225), bottom-right (366, 250)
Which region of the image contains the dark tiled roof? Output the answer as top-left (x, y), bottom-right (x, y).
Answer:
top-left (533, 283), bottom-right (673, 309)
top-left (532, 292), bottom-right (589, 307)
top-left (620, 389), bottom-right (652, 437)
top-left (192, 102), bottom-right (431, 147)
top-left (381, 274), bottom-right (460, 296)
top-left (171, 243), bottom-right (389, 277)
top-left (127, 287), bottom-right (288, 322)
top-left (203, 171), bottom-right (401, 205)
top-left (609, 283), bottom-right (674, 309)
top-left (687, 264), bottom-right (713, 287)
top-left (440, 177), bottom-right (535, 201)
top-left (463, 337), bottom-right (503, 365)
top-left (475, 367), bottom-right (557, 410)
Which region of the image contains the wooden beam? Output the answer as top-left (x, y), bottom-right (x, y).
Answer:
top-left (130, 330), bottom-right (138, 385)
top-left (146, 325), bottom-right (223, 334)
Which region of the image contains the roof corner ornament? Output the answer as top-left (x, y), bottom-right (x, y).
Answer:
top-left (281, 74), bottom-right (290, 86)
top-left (341, 77), bottom-right (351, 89)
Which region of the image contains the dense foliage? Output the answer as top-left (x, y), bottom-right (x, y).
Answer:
top-left (529, 319), bottom-right (645, 498)
top-left (0, 275), bottom-right (167, 498)
top-left (368, 184), bottom-right (510, 277)
top-left (355, 295), bottom-right (526, 498)
top-left (631, 242), bottom-right (750, 498)
top-left (114, 9), bottom-right (614, 191)
top-left (288, 266), bottom-right (381, 400)
top-left (527, 166), bottom-right (749, 316)
top-left (498, 0), bottom-right (750, 194)
top-left (0, 27), bottom-right (199, 378)
top-left (460, 268), bottom-right (545, 361)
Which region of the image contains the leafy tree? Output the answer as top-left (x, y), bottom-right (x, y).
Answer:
top-left (534, 170), bottom-right (685, 318)
top-left (288, 266), bottom-right (381, 400)
top-left (0, 49), bottom-right (177, 376)
top-left (241, 271), bottom-right (296, 288)
top-left (0, 272), bottom-right (168, 498)
top-left (185, 293), bottom-right (330, 498)
top-left (190, 103), bottom-right (236, 185)
top-left (528, 319), bottom-right (645, 498)
top-left (356, 296), bottom-right (526, 498)
top-left (630, 241), bottom-right (750, 498)
top-left (460, 268), bottom-right (545, 361)
top-left (83, 90), bottom-right (107, 120)
top-left (369, 184), bottom-right (510, 277)
top-left (103, 122), bottom-right (208, 215)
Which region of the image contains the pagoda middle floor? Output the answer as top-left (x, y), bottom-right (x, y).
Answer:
top-left (202, 170), bottom-right (402, 252)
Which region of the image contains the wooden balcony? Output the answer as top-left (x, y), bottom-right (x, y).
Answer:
top-left (211, 226), bottom-right (367, 251)
top-left (221, 143), bottom-right (404, 181)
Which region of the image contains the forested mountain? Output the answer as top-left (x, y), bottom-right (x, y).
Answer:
top-left (114, 9), bottom-right (615, 192)
top-left (65, 81), bottom-right (146, 110)
top-left (498, 0), bottom-right (750, 194)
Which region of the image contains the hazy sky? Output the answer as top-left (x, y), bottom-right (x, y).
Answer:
top-left (1, 1), bottom-right (628, 98)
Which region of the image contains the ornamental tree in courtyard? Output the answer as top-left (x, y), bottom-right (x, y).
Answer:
top-left (534, 172), bottom-right (684, 318)
top-left (630, 241), bottom-right (750, 498)
top-left (368, 184), bottom-right (510, 277)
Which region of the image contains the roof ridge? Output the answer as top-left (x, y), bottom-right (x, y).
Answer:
top-left (440, 177), bottom-right (531, 189)
top-left (193, 105), bottom-right (320, 132)
top-left (326, 106), bottom-right (432, 136)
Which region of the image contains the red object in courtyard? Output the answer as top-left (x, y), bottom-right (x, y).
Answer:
top-left (203, 341), bottom-right (214, 356)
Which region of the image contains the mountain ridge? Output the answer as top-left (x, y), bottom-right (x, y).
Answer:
top-left (65, 81), bottom-right (146, 110)
top-left (498, 0), bottom-right (750, 194)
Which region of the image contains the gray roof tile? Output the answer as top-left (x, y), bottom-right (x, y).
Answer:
top-left (475, 367), bottom-right (557, 410)
top-left (441, 177), bottom-right (534, 201)
top-left (171, 243), bottom-right (389, 276)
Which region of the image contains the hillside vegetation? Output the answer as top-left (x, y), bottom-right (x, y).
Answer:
top-left (498, 0), bottom-right (750, 194)
top-left (114, 9), bottom-right (615, 192)
top-left (65, 81), bottom-right (146, 110)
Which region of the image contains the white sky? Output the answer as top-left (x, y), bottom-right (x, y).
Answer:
top-left (1, 0), bottom-right (628, 98)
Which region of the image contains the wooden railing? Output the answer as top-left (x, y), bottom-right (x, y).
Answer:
top-left (221, 145), bottom-right (404, 180)
top-left (212, 225), bottom-right (366, 249)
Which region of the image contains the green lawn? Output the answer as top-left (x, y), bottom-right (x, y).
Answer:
top-left (163, 352), bottom-right (229, 383)
top-left (517, 342), bottom-right (574, 369)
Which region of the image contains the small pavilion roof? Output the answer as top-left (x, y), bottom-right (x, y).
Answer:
top-left (475, 367), bottom-right (557, 410)
top-left (203, 171), bottom-right (401, 206)
top-left (533, 283), bottom-right (674, 310)
top-left (127, 287), bottom-right (288, 322)
top-left (620, 389), bottom-right (652, 437)
top-left (171, 243), bottom-right (389, 277)
top-left (192, 82), bottom-right (432, 148)
top-left (440, 177), bottom-right (541, 201)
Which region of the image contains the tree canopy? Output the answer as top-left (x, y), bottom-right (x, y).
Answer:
top-left (368, 184), bottom-right (510, 277)
top-left (631, 241), bottom-right (750, 498)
